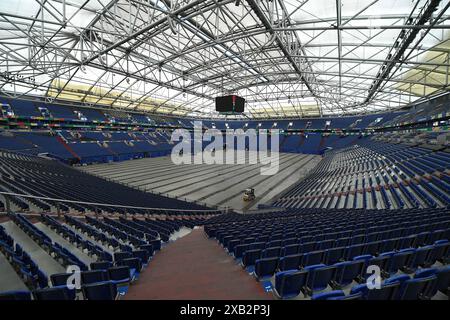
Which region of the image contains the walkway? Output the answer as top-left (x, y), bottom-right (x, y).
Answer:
top-left (125, 227), bottom-right (271, 300)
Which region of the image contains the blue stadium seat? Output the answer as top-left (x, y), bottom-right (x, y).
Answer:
top-left (81, 270), bottom-right (109, 285)
top-left (132, 250), bottom-right (150, 266)
top-left (351, 282), bottom-right (400, 300)
top-left (328, 292), bottom-right (363, 300)
top-left (323, 247), bottom-right (345, 265)
top-left (304, 264), bottom-right (336, 295)
top-left (242, 249), bottom-right (262, 268)
top-left (302, 250), bottom-right (324, 267)
top-left (50, 273), bottom-right (75, 287)
top-left (332, 260), bottom-right (365, 288)
top-left (114, 251), bottom-right (132, 262)
top-left (108, 266), bottom-right (131, 285)
top-left (0, 290), bottom-right (32, 300)
top-left (311, 290), bottom-right (345, 300)
top-left (280, 244), bottom-right (300, 257)
top-left (274, 270), bottom-right (308, 299)
top-left (435, 265), bottom-right (450, 295)
top-left (254, 257), bottom-right (279, 280)
top-left (90, 261), bottom-right (113, 270)
top-left (117, 258), bottom-right (142, 280)
top-left (278, 254), bottom-right (303, 271)
top-left (397, 276), bottom-right (438, 300)
top-left (82, 281), bottom-right (118, 300)
top-left (33, 286), bottom-right (76, 300)
top-left (406, 246), bottom-right (434, 271)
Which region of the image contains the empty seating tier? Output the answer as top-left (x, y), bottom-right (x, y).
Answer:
top-left (274, 139), bottom-right (450, 210)
top-left (205, 207), bottom-right (450, 300)
top-left (1, 212), bottom-right (206, 300)
top-left (0, 150), bottom-right (216, 214)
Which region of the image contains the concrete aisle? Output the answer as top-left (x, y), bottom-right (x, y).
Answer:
top-left (125, 227), bottom-right (272, 300)
top-left (0, 252), bottom-right (29, 292)
top-left (1, 221), bottom-right (65, 276)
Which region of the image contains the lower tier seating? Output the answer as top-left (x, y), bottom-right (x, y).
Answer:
top-left (0, 150), bottom-right (214, 213)
top-left (205, 208), bottom-right (450, 300)
top-left (0, 213), bottom-right (207, 300)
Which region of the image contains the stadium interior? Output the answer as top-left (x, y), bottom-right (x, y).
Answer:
top-left (0, 0), bottom-right (449, 303)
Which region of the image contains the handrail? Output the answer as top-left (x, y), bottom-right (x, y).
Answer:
top-left (0, 191), bottom-right (223, 213)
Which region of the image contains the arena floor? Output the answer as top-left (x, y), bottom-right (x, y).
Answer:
top-left (80, 151), bottom-right (321, 212)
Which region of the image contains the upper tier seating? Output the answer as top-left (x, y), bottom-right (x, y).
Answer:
top-left (0, 130), bottom-right (175, 164)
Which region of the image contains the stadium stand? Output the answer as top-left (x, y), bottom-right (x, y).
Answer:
top-left (274, 137), bottom-right (450, 210)
top-left (0, 150), bottom-right (211, 213)
top-left (0, 211), bottom-right (209, 300)
top-left (204, 208), bottom-right (450, 300)
top-left (0, 0), bottom-right (449, 305)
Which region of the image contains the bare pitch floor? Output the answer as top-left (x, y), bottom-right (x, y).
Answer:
top-left (81, 151), bottom-right (320, 212)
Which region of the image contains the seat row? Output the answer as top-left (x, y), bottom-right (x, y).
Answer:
top-left (0, 225), bottom-right (48, 291)
top-left (276, 265), bottom-right (450, 300)
top-left (10, 213), bottom-right (89, 270)
top-left (0, 213), bottom-right (164, 300)
top-left (41, 214), bottom-right (112, 262)
top-left (251, 239), bottom-right (449, 284)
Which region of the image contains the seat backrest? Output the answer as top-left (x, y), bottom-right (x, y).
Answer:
top-left (0, 290), bottom-right (32, 301)
top-left (334, 260), bottom-right (364, 285)
top-left (249, 241), bottom-right (265, 250)
top-left (328, 292), bottom-right (363, 300)
top-left (108, 266), bottom-right (130, 281)
top-left (369, 255), bottom-right (390, 272)
top-left (299, 241), bottom-right (315, 253)
top-left (366, 282), bottom-right (400, 300)
top-left (243, 249), bottom-right (262, 266)
top-left (132, 250), bottom-right (149, 263)
top-left (90, 261), bottom-right (112, 270)
top-left (50, 273), bottom-right (73, 287)
top-left (234, 244), bottom-right (249, 258)
top-left (345, 244), bottom-right (364, 259)
top-left (82, 281), bottom-right (117, 300)
top-left (281, 244), bottom-right (300, 256)
top-left (33, 286), bottom-right (75, 300)
top-left (364, 241), bottom-right (381, 255)
top-left (255, 257), bottom-right (279, 278)
top-left (429, 242), bottom-right (450, 263)
top-left (436, 266), bottom-right (450, 294)
top-left (303, 250), bottom-right (324, 267)
top-left (410, 246), bottom-right (433, 267)
top-left (398, 276), bottom-right (437, 300)
top-left (117, 258), bottom-right (142, 271)
top-left (275, 270), bottom-right (308, 299)
top-left (307, 265), bottom-right (336, 291)
top-left (139, 244), bottom-right (154, 257)
top-left (389, 251), bottom-right (414, 272)
top-left (81, 270), bottom-right (109, 285)
top-left (324, 247), bottom-right (344, 265)
top-left (114, 251), bottom-right (132, 262)
top-left (278, 254), bottom-right (303, 271)
top-left (262, 246), bottom-right (281, 258)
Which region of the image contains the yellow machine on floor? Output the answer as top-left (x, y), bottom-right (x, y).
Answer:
top-left (243, 188), bottom-right (255, 201)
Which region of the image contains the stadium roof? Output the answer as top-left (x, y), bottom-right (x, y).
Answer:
top-left (0, 0), bottom-right (449, 119)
